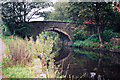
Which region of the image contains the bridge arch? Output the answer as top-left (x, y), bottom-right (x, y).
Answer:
top-left (29, 21), bottom-right (75, 45)
top-left (44, 28), bottom-right (72, 42)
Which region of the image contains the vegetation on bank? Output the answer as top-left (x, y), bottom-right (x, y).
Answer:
top-left (1, 31), bottom-right (63, 78)
top-left (2, 65), bottom-right (36, 78)
top-left (72, 29), bottom-right (120, 49)
top-left (66, 2), bottom-right (120, 48)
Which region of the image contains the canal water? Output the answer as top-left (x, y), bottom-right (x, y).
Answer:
top-left (54, 47), bottom-right (120, 80)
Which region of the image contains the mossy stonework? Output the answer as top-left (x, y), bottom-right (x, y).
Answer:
top-left (28, 21), bottom-right (75, 45)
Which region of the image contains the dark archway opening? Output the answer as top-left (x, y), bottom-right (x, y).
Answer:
top-left (44, 30), bottom-right (71, 62)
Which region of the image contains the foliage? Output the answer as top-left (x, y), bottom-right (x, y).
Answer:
top-left (29, 32), bottom-right (63, 78)
top-left (2, 36), bottom-right (33, 67)
top-left (102, 29), bottom-right (120, 42)
top-left (45, 2), bottom-right (69, 21)
top-left (104, 43), bottom-right (113, 49)
top-left (114, 45), bottom-right (120, 48)
top-left (2, 34), bottom-right (62, 78)
top-left (67, 2), bottom-right (114, 26)
top-left (110, 10), bottom-right (120, 32)
top-left (0, 18), bottom-right (2, 37)
top-left (2, 30), bottom-right (64, 78)
top-left (73, 33), bottom-right (87, 42)
top-left (2, 25), bottom-right (11, 36)
top-left (31, 32), bottom-right (54, 58)
top-left (2, 65), bottom-right (36, 78)
top-left (14, 22), bottom-right (32, 38)
top-left (72, 40), bottom-right (98, 48)
top-left (73, 29), bottom-right (120, 44)
top-left (72, 27), bottom-right (88, 42)
top-left (67, 2), bottom-right (116, 45)
top-left (1, 2), bottom-right (52, 37)
top-left (85, 34), bottom-right (99, 42)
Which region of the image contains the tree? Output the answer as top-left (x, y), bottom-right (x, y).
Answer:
top-left (67, 2), bottom-right (115, 47)
top-left (45, 2), bottom-right (69, 21)
top-left (1, 2), bottom-right (52, 37)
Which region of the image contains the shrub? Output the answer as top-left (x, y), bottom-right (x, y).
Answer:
top-left (15, 23), bottom-right (32, 38)
top-left (2, 25), bottom-right (11, 36)
top-left (72, 27), bottom-right (88, 42)
top-left (30, 32), bottom-right (63, 78)
top-left (72, 40), bottom-right (98, 48)
top-left (85, 34), bottom-right (99, 42)
top-left (103, 29), bottom-right (120, 42)
top-left (31, 32), bottom-right (54, 58)
top-left (73, 33), bottom-right (87, 42)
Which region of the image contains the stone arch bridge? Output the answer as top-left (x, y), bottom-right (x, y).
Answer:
top-left (29, 21), bottom-right (75, 45)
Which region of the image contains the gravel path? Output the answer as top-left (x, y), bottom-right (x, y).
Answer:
top-left (0, 38), bottom-right (6, 79)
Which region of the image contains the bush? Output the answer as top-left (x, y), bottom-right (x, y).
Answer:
top-left (72, 40), bottom-right (98, 48)
top-left (72, 27), bottom-right (88, 42)
top-left (103, 29), bottom-right (120, 42)
top-left (15, 23), bottom-right (32, 38)
top-left (73, 33), bottom-right (87, 42)
top-left (30, 32), bottom-right (63, 78)
top-left (31, 32), bottom-right (54, 58)
top-left (2, 25), bottom-right (11, 36)
top-left (85, 34), bottom-right (99, 42)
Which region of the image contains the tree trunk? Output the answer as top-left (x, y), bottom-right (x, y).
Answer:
top-left (97, 26), bottom-right (103, 48)
top-left (95, 3), bottom-right (103, 48)
top-left (23, 2), bottom-right (26, 22)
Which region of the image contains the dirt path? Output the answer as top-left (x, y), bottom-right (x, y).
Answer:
top-left (0, 38), bottom-right (6, 79)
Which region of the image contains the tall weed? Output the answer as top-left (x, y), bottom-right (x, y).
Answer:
top-left (3, 36), bottom-right (32, 67)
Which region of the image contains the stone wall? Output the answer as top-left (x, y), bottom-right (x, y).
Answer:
top-left (110, 35), bottom-right (120, 46)
top-left (29, 21), bottom-right (75, 42)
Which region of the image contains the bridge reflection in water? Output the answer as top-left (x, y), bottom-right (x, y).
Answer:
top-left (29, 21), bottom-right (120, 79)
top-left (54, 45), bottom-right (120, 79)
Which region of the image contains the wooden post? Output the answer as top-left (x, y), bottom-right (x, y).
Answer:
top-left (69, 75), bottom-right (71, 80)
top-left (72, 75), bottom-right (74, 80)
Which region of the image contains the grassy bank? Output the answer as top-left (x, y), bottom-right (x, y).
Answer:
top-left (1, 36), bottom-right (36, 78)
top-left (71, 29), bottom-right (120, 50)
top-left (1, 33), bottom-right (62, 78)
top-left (2, 65), bottom-right (36, 78)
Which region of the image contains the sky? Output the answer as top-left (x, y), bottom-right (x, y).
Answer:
top-left (27, 6), bottom-right (55, 21)
top-left (26, 0), bottom-right (57, 22)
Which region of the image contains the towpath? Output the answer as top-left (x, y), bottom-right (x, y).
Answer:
top-left (0, 38), bottom-right (6, 79)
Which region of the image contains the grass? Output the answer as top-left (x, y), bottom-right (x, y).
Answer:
top-left (1, 36), bottom-right (17, 55)
top-left (1, 34), bottom-right (62, 78)
top-left (1, 36), bottom-right (36, 78)
top-left (72, 40), bottom-right (98, 48)
top-left (2, 65), bottom-right (37, 78)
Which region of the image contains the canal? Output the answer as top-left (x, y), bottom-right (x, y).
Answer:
top-left (54, 46), bottom-right (120, 80)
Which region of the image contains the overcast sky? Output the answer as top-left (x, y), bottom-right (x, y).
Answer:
top-left (27, 6), bottom-right (55, 21)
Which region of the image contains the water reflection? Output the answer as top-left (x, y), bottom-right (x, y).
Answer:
top-left (54, 47), bottom-right (120, 80)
